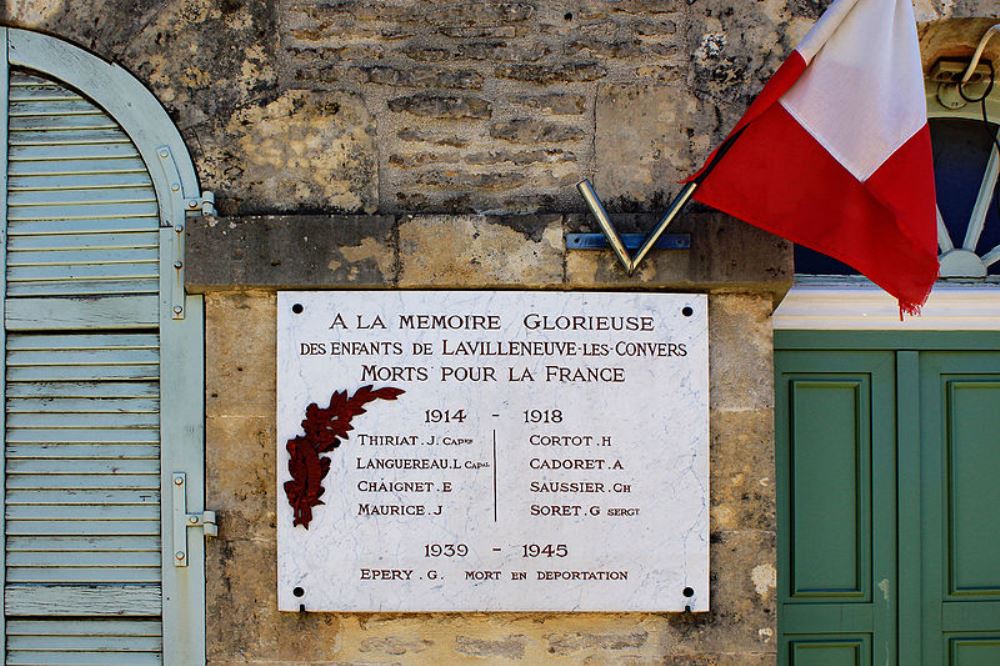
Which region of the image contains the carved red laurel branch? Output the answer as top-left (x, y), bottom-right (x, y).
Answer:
top-left (284, 385), bottom-right (404, 528)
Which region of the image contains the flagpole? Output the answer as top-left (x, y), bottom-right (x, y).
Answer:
top-left (627, 181), bottom-right (698, 274)
top-left (575, 179), bottom-right (634, 271)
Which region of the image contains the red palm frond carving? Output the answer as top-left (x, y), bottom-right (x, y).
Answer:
top-left (284, 385), bottom-right (404, 528)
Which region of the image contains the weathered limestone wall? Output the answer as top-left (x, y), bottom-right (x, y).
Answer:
top-left (206, 288), bottom-right (778, 665)
top-left (186, 212), bottom-right (792, 300)
top-left (5, 0), bottom-right (998, 217)
top-left (194, 212), bottom-right (789, 663)
top-left (191, 211), bottom-right (789, 663)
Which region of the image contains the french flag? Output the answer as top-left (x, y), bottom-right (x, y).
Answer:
top-left (690, 0), bottom-right (938, 314)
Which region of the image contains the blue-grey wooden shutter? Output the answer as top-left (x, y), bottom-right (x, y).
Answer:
top-left (1, 30), bottom-right (207, 665)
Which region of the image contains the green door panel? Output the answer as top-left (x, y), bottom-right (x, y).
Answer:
top-left (789, 379), bottom-right (869, 597)
top-left (776, 351), bottom-right (896, 666)
top-left (788, 637), bottom-right (869, 666)
top-left (920, 353), bottom-right (1000, 665)
top-left (948, 636), bottom-right (1000, 666)
top-left (777, 335), bottom-right (1000, 666)
top-left (944, 381), bottom-right (1000, 593)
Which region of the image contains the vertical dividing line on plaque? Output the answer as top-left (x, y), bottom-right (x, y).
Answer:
top-left (492, 429), bottom-right (498, 522)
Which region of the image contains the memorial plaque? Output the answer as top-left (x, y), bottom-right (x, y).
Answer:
top-left (277, 291), bottom-right (709, 612)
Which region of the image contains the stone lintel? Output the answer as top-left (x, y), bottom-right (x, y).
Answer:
top-left (186, 215), bottom-right (397, 292)
top-left (187, 213), bottom-right (792, 302)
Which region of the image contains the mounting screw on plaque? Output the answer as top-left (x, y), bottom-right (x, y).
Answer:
top-left (293, 586), bottom-right (305, 613)
top-left (683, 586), bottom-right (695, 612)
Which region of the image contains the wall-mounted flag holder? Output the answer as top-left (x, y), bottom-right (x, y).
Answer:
top-left (572, 179), bottom-right (698, 275)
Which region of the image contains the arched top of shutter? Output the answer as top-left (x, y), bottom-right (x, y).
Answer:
top-left (5, 27), bottom-right (201, 229)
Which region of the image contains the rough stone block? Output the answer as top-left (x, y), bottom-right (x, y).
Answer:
top-left (491, 118), bottom-right (587, 143)
top-left (710, 410), bottom-right (776, 533)
top-left (455, 634), bottom-right (527, 659)
top-left (708, 294), bottom-right (775, 412)
top-left (187, 216), bottom-right (397, 291)
top-left (206, 415), bottom-right (275, 541)
top-left (203, 90), bottom-right (377, 214)
top-left (495, 62), bottom-right (607, 83)
top-left (648, 530), bottom-right (776, 659)
top-left (595, 84), bottom-right (698, 210)
top-left (206, 537), bottom-right (278, 662)
top-left (398, 215), bottom-right (563, 287)
top-left (207, 537), bottom-right (347, 663)
top-left (515, 93), bottom-right (587, 115)
top-left (205, 292), bottom-right (276, 419)
top-left (360, 65), bottom-right (484, 89)
top-left (387, 94), bottom-right (492, 119)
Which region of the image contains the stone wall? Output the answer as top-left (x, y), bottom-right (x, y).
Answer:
top-left (205, 287), bottom-right (778, 665)
top-left (5, 0), bottom-right (998, 217)
top-left (189, 210), bottom-right (791, 664)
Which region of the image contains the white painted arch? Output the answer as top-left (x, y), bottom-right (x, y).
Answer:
top-left (5, 27), bottom-right (202, 228)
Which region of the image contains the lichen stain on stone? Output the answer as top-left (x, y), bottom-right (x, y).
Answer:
top-left (6, 0), bottom-right (64, 25)
top-left (180, 66), bottom-right (212, 88)
top-left (226, 90), bottom-right (377, 213)
top-left (145, 54), bottom-right (177, 104)
top-left (238, 43), bottom-right (275, 99)
top-left (339, 237), bottom-right (395, 279)
top-left (399, 216), bottom-right (562, 286)
top-left (751, 563), bottom-right (776, 598)
top-left (178, 0), bottom-right (222, 24)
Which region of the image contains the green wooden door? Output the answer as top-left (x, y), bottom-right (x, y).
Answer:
top-left (918, 352), bottom-right (1000, 665)
top-left (776, 334), bottom-right (1000, 666)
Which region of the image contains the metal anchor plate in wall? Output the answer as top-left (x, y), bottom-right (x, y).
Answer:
top-left (172, 472), bottom-right (217, 567)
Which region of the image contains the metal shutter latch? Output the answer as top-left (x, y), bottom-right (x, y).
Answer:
top-left (172, 472), bottom-right (218, 568)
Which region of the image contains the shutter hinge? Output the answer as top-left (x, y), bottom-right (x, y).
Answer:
top-left (195, 190), bottom-right (217, 217)
top-left (172, 472), bottom-right (218, 568)
top-left (170, 224), bottom-right (186, 320)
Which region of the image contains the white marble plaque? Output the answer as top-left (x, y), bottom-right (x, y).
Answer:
top-left (277, 291), bottom-right (709, 612)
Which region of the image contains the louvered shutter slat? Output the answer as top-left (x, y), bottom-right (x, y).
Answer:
top-left (7, 535), bottom-right (159, 551)
top-left (8, 159), bottom-right (148, 178)
top-left (9, 218), bottom-right (158, 236)
top-left (7, 474), bottom-right (160, 490)
top-left (6, 429), bottom-right (159, 444)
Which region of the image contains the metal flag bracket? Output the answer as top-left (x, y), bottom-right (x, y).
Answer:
top-left (572, 179), bottom-right (698, 275)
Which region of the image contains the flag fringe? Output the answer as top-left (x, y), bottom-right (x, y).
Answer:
top-left (899, 301), bottom-right (922, 320)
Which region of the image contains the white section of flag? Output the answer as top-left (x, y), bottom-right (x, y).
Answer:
top-left (779, 0), bottom-right (927, 182)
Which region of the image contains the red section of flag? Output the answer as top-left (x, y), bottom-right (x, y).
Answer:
top-left (688, 53), bottom-right (808, 183)
top-left (693, 103), bottom-right (938, 313)
top-left (686, 0), bottom-right (938, 314)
